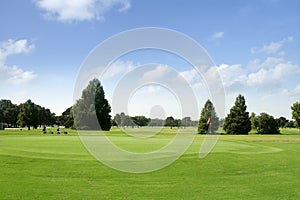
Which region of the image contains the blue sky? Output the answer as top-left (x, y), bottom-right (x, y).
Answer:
top-left (0, 0), bottom-right (299, 119)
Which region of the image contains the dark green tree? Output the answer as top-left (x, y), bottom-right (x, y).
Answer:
top-left (37, 106), bottom-right (56, 127)
top-left (73, 79), bottom-right (111, 130)
top-left (198, 99), bottom-right (219, 134)
top-left (3, 105), bottom-right (19, 127)
top-left (276, 116), bottom-right (288, 128)
top-left (164, 116), bottom-right (176, 129)
top-left (291, 102), bottom-right (300, 128)
top-left (285, 120), bottom-right (295, 128)
top-left (256, 113), bottom-right (280, 134)
top-left (56, 107), bottom-right (74, 128)
top-left (131, 116), bottom-right (150, 127)
top-left (0, 100), bottom-right (19, 127)
top-left (175, 119), bottom-right (181, 128)
top-left (223, 94), bottom-right (251, 135)
top-left (17, 100), bottom-right (39, 130)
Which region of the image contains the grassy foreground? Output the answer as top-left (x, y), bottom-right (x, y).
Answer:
top-left (0, 128), bottom-right (299, 199)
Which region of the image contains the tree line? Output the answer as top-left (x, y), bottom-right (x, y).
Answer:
top-left (198, 94), bottom-right (299, 135)
top-left (1, 78), bottom-right (299, 134)
top-left (71, 79), bottom-right (300, 134)
top-left (111, 113), bottom-right (198, 128)
top-left (0, 99), bottom-right (74, 130)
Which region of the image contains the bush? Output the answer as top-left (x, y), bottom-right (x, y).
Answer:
top-left (256, 113), bottom-right (280, 134)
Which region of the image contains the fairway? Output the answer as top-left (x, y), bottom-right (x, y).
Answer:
top-left (0, 128), bottom-right (300, 199)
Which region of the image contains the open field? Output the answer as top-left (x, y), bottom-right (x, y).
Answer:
top-left (0, 128), bottom-right (299, 199)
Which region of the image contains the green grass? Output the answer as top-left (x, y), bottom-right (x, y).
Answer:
top-left (0, 128), bottom-right (299, 199)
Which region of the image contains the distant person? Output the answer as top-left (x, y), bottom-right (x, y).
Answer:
top-left (42, 126), bottom-right (46, 134)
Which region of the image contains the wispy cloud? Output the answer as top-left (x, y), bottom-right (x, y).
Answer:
top-left (101, 60), bottom-right (135, 80)
top-left (141, 64), bottom-right (171, 82)
top-left (0, 39), bottom-right (34, 60)
top-left (251, 36), bottom-right (293, 54)
top-left (216, 57), bottom-right (300, 92)
top-left (282, 84), bottom-right (300, 97)
top-left (211, 32), bottom-right (224, 39)
top-left (0, 39), bottom-right (37, 85)
top-left (34, 0), bottom-right (131, 22)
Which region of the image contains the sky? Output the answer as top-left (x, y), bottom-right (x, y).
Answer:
top-left (0, 0), bottom-right (299, 120)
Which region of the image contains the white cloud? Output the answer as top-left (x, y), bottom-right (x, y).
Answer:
top-left (34, 0), bottom-right (131, 22)
top-left (102, 60), bottom-right (135, 80)
top-left (251, 41), bottom-right (283, 54)
top-left (246, 59), bottom-right (299, 90)
top-left (282, 84), bottom-right (300, 97)
top-left (215, 57), bottom-right (300, 93)
top-left (217, 64), bottom-right (247, 92)
top-left (251, 36), bottom-right (293, 54)
top-left (211, 32), bottom-right (224, 39)
top-left (0, 39), bottom-right (37, 85)
top-left (179, 68), bottom-right (199, 84)
top-left (141, 64), bottom-right (171, 82)
top-left (0, 39), bottom-right (34, 61)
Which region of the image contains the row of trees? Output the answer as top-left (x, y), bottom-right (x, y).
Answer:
top-left (2, 78), bottom-right (299, 134)
top-left (197, 94), bottom-right (300, 135)
top-left (73, 80), bottom-right (299, 134)
top-left (112, 113), bottom-right (198, 129)
top-left (0, 99), bottom-right (74, 130)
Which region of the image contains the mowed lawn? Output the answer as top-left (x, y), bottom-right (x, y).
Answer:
top-left (0, 128), bottom-right (299, 199)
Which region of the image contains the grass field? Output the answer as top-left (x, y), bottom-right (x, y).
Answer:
top-left (0, 127), bottom-right (299, 199)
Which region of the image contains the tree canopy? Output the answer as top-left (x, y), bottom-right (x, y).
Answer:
top-left (255, 113), bottom-right (280, 134)
top-left (0, 100), bottom-right (19, 128)
top-left (73, 79), bottom-right (111, 130)
top-left (56, 106), bottom-right (74, 128)
top-left (131, 116), bottom-right (150, 127)
top-left (164, 116), bottom-right (180, 129)
top-left (223, 94), bottom-right (251, 135)
top-left (17, 100), bottom-right (39, 130)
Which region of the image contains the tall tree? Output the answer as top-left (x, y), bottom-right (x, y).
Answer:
top-left (223, 94), bottom-right (251, 135)
top-left (17, 100), bottom-right (39, 130)
top-left (291, 102), bottom-right (300, 128)
top-left (198, 99), bottom-right (219, 134)
top-left (73, 79), bottom-right (111, 130)
top-left (256, 113), bottom-right (280, 134)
